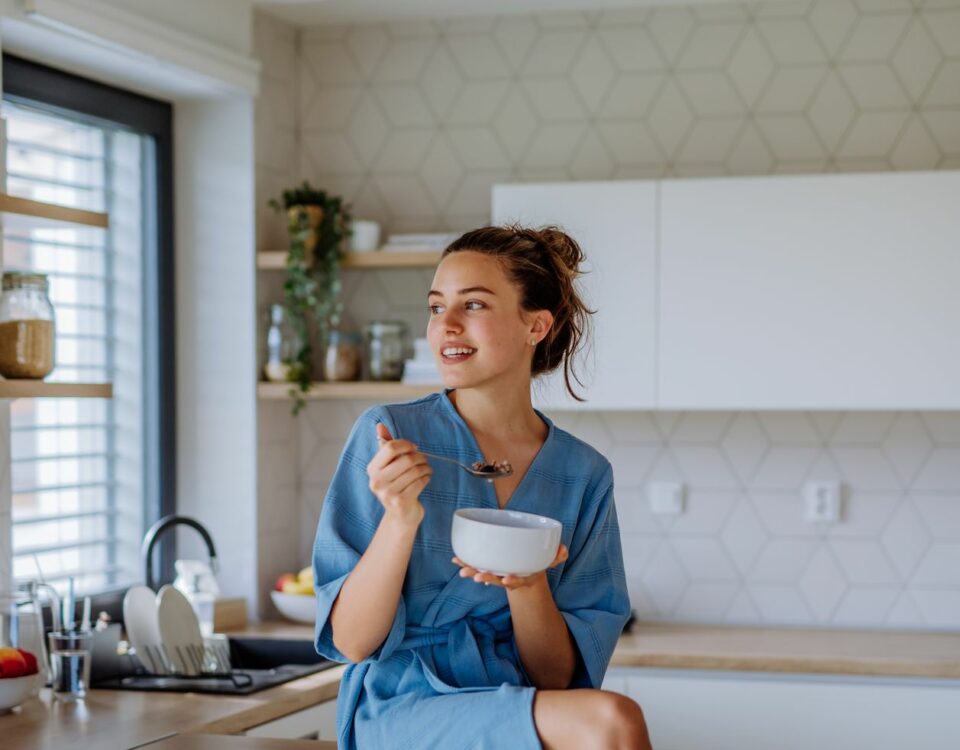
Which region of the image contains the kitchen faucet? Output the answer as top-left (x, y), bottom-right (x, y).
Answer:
top-left (141, 514), bottom-right (219, 591)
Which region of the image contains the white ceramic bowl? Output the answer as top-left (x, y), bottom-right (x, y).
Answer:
top-left (270, 590), bottom-right (316, 624)
top-left (0, 673), bottom-right (42, 714)
top-left (451, 508), bottom-right (562, 577)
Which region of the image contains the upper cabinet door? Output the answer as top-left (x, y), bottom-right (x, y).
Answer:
top-left (492, 181), bottom-right (657, 410)
top-left (659, 170), bottom-right (960, 409)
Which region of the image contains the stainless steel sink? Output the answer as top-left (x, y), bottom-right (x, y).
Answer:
top-left (91, 636), bottom-right (337, 695)
top-left (227, 636), bottom-right (327, 670)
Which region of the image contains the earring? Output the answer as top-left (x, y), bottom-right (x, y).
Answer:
top-left (529, 338), bottom-right (537, 346)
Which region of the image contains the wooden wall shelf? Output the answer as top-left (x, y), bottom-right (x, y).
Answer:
top-left (257, 250), bottom-right (440, 270)
top-left (0, 381), bottom-right (113, 399)
top-left (257, 381), bottom-right (439, 401)
top-left (0, 193), bottom-right (109, 228)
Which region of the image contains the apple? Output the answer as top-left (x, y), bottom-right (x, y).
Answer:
top-left (275, 572), bottom-right (296, 592)
top-left (15, 648), bottom-right (38, 676)
top-left (0, 646), bottom-right (28, 678)
top-left (297, 566), bottom-right (314, 584)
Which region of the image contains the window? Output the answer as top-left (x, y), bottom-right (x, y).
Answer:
top-left (3, 56), bottom-right (174, 600)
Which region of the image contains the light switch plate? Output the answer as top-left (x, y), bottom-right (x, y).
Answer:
top-left (648, 481), bottom-right (684, 515)
top-left (804, 480), bottom-right (842, 523)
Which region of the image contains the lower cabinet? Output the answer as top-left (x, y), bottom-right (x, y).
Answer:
top-left (244, 700), bottom-right (337, 741)
top-left (602, 667), bottom-right (960, 750)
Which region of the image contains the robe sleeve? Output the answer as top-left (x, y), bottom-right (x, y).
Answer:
top-left (312, 405), bottom-right (408, 664)
top-left (552, 463), bottom-right (631, 689)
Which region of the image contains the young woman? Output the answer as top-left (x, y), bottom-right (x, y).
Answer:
top-left (313, 226), bottom-right (651, 749)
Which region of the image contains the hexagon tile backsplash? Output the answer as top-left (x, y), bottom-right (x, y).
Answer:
top-left (287, 0), bottom-right (960, 238)
top-left (289, 404), bottom-right (960, 630)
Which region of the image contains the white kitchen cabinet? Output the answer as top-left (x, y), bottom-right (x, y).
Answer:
top-left (244, 699), bottom-right (337, 741)
top-left (603, 667), bottom-right (960, 750)
top-left (658, 170), bottom-right (960, 409)
top-left (492, 181), bottom-right (658, 410)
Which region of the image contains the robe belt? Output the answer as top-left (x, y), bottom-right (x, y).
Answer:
top-left (397, 618), bottom-right (508, 652)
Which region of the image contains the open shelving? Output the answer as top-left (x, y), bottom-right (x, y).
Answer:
top-left (0, 193), bottom-right (109, 228)
top-left (257, 381), bottom-right (439, 401)
top-left (0, 193), bottom-right (113, 399)
top-left (256, 249), bottom-right (440, 270)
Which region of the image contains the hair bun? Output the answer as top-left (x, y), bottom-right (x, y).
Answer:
top-left (535, 226), bottom-right (584, 274)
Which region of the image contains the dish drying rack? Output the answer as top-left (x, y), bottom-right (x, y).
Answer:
top-left (94, 632), bottom-right (255, 691)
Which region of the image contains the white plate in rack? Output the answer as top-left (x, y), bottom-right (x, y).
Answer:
top-left (122, 584), bottom-right (168, 675)
top-left (156, 585), bottom-right (204, 676)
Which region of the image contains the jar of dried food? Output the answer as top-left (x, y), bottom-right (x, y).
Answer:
top-left (0, 272), bottom-right (55, 379)
top-left (364, 320), bottom-right (406, 381)
top-left (323, 329), bottom-right (361, 382)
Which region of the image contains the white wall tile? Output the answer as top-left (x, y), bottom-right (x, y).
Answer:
top-left (881, 501), bottom-right (931, 579)
top-left (748, 584), bottom-right (813, 624)
top-left (828, 447), bottom-right (902, 491)
top-left (910, 544), bottom-right (960, 587)
top-left (751, 446), bottom-right (820, 490)
top-left (829, 539), bottom-right (900, 585)
top-left (671, 538), bottom-right (739, 582)
top-left (749, 539), bottom-right (819, 583)
top-left (721, 500), bottom-right (768, 575)
top-left (912, 448), bottom-right (960, 492)
top-left (911, 589), bottom-right (960, 628)
top-left (798, 547), bottom-right (846, 621)
top-left (912, 493), bottom-right (960, 539)
top-left (832, 587), bottom-right (899, 625)
top-left (669, 490), bottom-right (739, 535)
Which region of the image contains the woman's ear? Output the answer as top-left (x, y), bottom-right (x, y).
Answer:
top-left (530, 310), bottom-right (554, 344)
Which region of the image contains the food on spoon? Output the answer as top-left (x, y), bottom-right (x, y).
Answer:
top-left (471, 459), bottom-right (513, 475)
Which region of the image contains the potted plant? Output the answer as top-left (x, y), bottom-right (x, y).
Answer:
top-left (269, 181), bottom-right (352, 414)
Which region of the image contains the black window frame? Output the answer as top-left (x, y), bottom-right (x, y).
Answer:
top-left (2, 54), bottom-right (176, 622)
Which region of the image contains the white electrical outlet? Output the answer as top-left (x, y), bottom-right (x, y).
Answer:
top-left (804, 481), bottom-right (842, 523)
top-left (648, 481), bottom-right (684, 515)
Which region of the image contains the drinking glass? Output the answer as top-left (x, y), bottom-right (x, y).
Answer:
top-left (47, 630), bottom-right (92, 701)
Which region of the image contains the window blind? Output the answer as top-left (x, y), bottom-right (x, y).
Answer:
top-left (5, 100), bottom-right (147, 595)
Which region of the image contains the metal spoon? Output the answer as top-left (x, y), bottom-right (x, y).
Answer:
top-left (420, 450), bottom-right (513, 481)
top-left (378, 437), bottom-right (513, 480)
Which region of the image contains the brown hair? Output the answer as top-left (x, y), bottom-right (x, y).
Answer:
top-left (442, 224), bottom-right (593, 401)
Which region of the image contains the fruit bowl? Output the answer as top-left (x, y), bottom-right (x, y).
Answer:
top-left (451, 508), bottom-right (562, 576)
top-left (0, 673), bottom-right (42, 714)
top-left (270, 590), bottom-right (316, 624)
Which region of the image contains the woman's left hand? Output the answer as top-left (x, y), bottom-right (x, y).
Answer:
top-left (452, 544), bottom-right (569, 591)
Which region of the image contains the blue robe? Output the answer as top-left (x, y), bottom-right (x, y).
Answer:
top-left (312, 390), bottom-right (630, 749)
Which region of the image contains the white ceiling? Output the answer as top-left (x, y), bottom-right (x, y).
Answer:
top-left (254, 0), bottom-right (789, 26)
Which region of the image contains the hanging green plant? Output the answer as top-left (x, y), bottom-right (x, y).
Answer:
top-left (269, 181), bottom-right (352, 414)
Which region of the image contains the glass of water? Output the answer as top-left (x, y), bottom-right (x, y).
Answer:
top-left (47, 631), bottom-right (92, 701)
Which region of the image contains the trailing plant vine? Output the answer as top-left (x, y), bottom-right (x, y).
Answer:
top-left (269, 182), bottom-right (351, 414)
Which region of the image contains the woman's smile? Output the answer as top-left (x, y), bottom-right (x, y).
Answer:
top-left (441, 342), bottom-right (477, 364)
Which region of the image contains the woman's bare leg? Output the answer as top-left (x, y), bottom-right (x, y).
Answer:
top-left (532, 688), bottom-right (652, 750)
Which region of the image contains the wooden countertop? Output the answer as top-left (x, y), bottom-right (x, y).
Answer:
top-left (3, 620), bottom-right (958, 750)
top-left (2, 651), bottom-right (344, 750)
top-left (612, 623), bottom-right (960, 679)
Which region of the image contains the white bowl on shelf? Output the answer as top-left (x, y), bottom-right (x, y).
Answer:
top-left (0, 673), bottom-right (42, 714)
top-left (270, 590), bottom-right (316, 624)
top-left (451, 508), bottom-right (562, 577)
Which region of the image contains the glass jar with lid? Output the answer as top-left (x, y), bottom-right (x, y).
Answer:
top-left (364, 320), bottom-right (406, 381)
top-left (323, 329), bottom-right (361, 382)
top-left (0, 271), bottom-right (56, 379)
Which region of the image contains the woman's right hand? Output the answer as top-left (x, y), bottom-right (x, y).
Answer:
top-left (366, 423), bottom-right (431, 527)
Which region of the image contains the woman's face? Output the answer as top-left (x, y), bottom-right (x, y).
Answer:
top-left (427, 251), bottom-right (548, 391)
